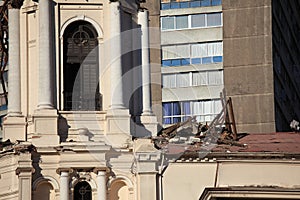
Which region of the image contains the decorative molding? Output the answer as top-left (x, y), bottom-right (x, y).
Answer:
top-left (15, 167), bottom-right (34, 175)
top-left (32, 176), bottom-right (60, 191)
top-left (60, 15), bottom-right (104, 39)
top-left (107, 175), bottom-right (134, 190)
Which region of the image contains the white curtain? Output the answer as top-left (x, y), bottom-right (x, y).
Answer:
top-left (192, 72), bottom-right (207, 86)
top-left (208, 70), bottom-right (223, 85)
top-left (191, 43), bottom-right (208, 58)
top-left (207, 42), bottom-right (223, 57)
top-left (162, 74), bottom-right (176, 88)
top-left (163, 44), bottom-right (190, 59)
top-left (176, 73), bottom-right (190, 87)
top-left (213, 99), bottom-right (222, 114)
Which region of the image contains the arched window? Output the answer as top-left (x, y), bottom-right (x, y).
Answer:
top-left (63, 20), bottom-right (101, 111)
top-left (74, 181), bottom-right (92, 200)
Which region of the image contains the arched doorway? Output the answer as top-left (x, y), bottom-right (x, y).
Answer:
top-left (74, 181), bottom-right (92, 200)
top-left (63, 20), bottom-right (101, 111)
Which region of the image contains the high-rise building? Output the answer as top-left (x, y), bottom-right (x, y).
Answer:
top-left (160, 0), bottom-right (300, 133)
top-left (160, 0), bottom-right (224, 126)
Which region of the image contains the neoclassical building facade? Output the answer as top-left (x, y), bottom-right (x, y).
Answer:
top-left (0, 0), bottom-right (160, 199)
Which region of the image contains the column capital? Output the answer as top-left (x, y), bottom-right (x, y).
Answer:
top-left (8, 0), bottom-right (24, 9)
top-left (16, 167), bottom-right (35, 175)
top-left (56, 168), bottom-right (74, 175)
top-left (93, 167), bottom-right (109, 175)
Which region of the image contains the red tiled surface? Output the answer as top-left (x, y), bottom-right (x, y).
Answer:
top-left (212, 132), bottom-right (300, 153)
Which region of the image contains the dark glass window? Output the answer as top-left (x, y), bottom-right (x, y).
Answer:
top-left (63, 21), bottom-right (101, 111)
top-left (74, 181), bottom-right (92, 200)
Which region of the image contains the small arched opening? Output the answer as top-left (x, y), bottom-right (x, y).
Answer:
top-left (109, 180), bottom-right (129, 200)
top-left (33, 182), bottom-right (55, 200)
top-left (74, 181), bottom-right (92, 200)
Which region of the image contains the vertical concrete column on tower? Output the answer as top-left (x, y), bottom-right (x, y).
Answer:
top-left (2, 0), bottom-right (27, 142)
top-left (32, 0), bottom-right (59, 146)
top-left (109, 0), bottom-right (124, 110)
top-left (106, 0), bottom-right (131, 147)
top-left (138, 10), bottom-right (158, 137)
top-left (59, 171), bottom-right (70, 200)
top-left (38, 0), bottom-right (53, 109)
top-left (7, 5), bottom-right (21, 116)
top-left (95, 170), bottom-right (107, 200)
top-left (138, 10), bottom-right (152, 116)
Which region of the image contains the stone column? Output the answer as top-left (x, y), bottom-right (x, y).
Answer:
top-left (2, 0), bottom-right (27, 141)
top-left (137, 10), bottom-right (158, 137)
top-left (59, 171), bottom-right (69, 200)
top-left (138, 10), bottom-right (152, 115)
top-left (38, 0), bottom-right (54, 109)
top-left (109, 0), bottom-right (124, 109)
top-left (16, 151), bottom-right (34, 200)
top-left (96, 170), bottom-right (107, 200)
top-left (8, 0), bottom-right (23, 116)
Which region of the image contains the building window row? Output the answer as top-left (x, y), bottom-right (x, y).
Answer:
top-left (163, 99), bottom-right (222, 124)
top-left (162, 42), bottom-right (223, 67)
top-left (162, 70), bottom-right (223, 88)
top-left (161, 12), bottom-right (222, 31)
top-left (161, 0), bottom-right (222, 10)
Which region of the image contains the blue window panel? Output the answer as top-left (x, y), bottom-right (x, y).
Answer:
top-left (191, 58), bottom-right (201, 64)
top-left (163, 117), bottom-right (172, 124)
top-left (170, 2), bottom-right (180, 9)
top-left (213, 56), bottom-right (223, 63)
top-left (182, 101), bottom-right (191, 115)
top-left (0, 104), bottom-right (7, 111)
top-left (202, 57), bottom-right (213, 64)
top-left (162, 60), bottom-right (172, 67)
top-left (161, 3), bottom-right (171, 10)
top-left (181, 59), bottom-right (190, 66)
top-left (171, 59), bottom-right (181, 66)
top-left (163, 103), bottom-right (172, 116)
top-left (190, 1), bottom-right (201, 7)
top-left (173, 102), bottom-right (181, 115)
top-left (179, 2), bottom-right (189, 8)
top-left (211, 0), bottom-right (221, 6)
top-left (201, 0), bottom-right (211, 7)
top-left (173, 117), bottom-right (181, 123)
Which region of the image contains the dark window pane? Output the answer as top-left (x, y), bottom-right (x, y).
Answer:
top-left (162, 60), bottom-right (172, 67)
top-left (211, 0), bottom-right (221, 6)
top-left (170, 2), bottom-right (180, 9)
top-left (176, 15), bottom-right (188, 29)
top-left (201, 0), bottom-right (211, 6)
top-left (202, 57), bottom-right (212, 64)
top-left (161, 17), bottom-right (175, 30)
top-left (190, 1), bottom-right (201, 7)
top-left (191, 58), bottom-right (201, 64)
top-left (207, 13), bottom-right (222, 26)
top-left (191, 14), bottom-right (205, 28)
top-left (213, 56), bottom-right (222, 62)
top-left (161, 3), bottom-right (171, 10)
